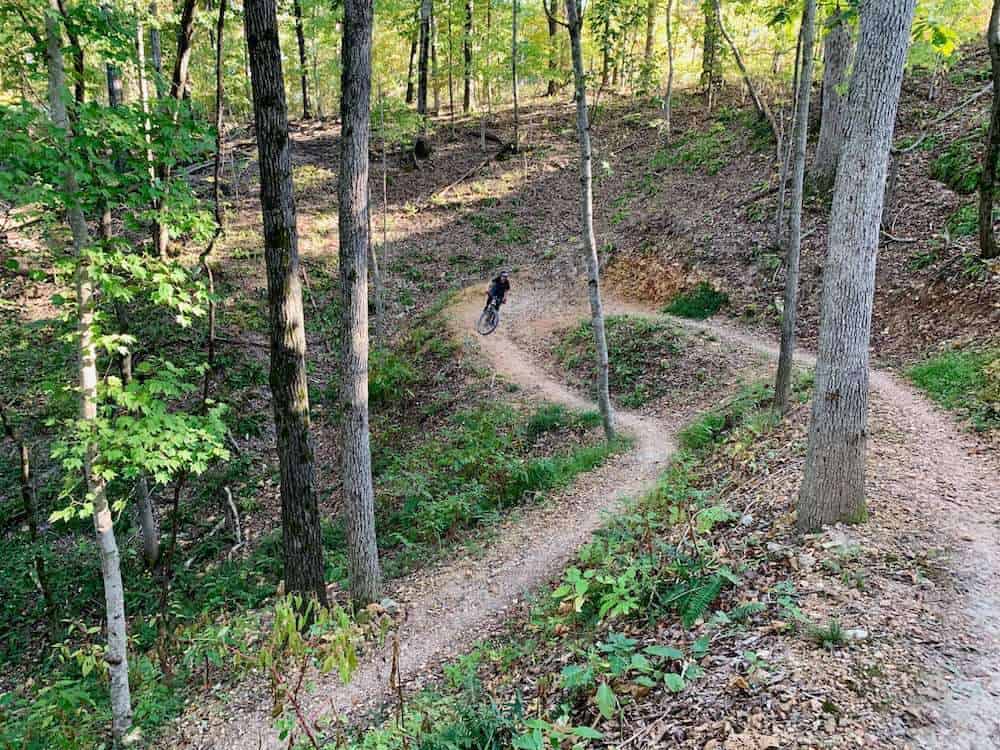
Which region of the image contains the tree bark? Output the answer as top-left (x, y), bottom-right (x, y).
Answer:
top-left (447, 0), bottom-right (455, 129)
top-left (774, 25), bottom-right (803, 250)
top-left (512, 0), bottom-right (519, 150)
top-left (566, 0), bottom-right (615, 442)
top-left (774, 0), bottom-right (817, 414)
top-left (418, 0), bottom-right (432, 116)
top-left (662, 0), bottom-right (674, 137)
top-left (55, 0), bottom-right (85, 107)
top-left (701, 0), bottom-right (717, 109)
top-left (245, 0), bottom-right (328, 605)
top-left (980, 0), bottom-right (1000, 260)
top-left (797, 0), bottom-right (917, 532)
top-left (340, 0), bottom-right (383, 607)
top-left (150, 1), bottom-right (164, 98)
top-left (463, 0), bottom-right (474, 110)
top-left (293, 0), bottom-right (312, 119)
top-left (406, 24), bottom-right (418, 104)
top-left (813, 10), bottom-right (853, 192)
top-left (432, 6), bottom-right (441, 116)
top-left (45, 2), bottom-right (133, 738)
top-left (544, 0), bottom-right (558, 96)
top-left (643, 0), bottom-right (657, 81)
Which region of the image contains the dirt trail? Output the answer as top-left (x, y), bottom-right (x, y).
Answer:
top-left (182, 284), bottom-right (1000, 750)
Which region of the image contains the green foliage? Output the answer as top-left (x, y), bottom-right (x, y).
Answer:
top-left (651, 122), bottom-right (733, 175)
top-left (556, 315), bottom-right (685, 407)
top-left (930, 127), bottom-right (987, 195)
top-left (677, 381), bottom-right (772, 451)
top-left (809, 619), bottom-right (846, 650)
top-left (664, 282), bottom-right (729, 320)
top-left (908, 347), bottom-right (1000, 431)
top-left (369, 348), bottom-right (418, 407)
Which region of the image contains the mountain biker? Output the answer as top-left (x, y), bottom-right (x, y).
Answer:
top-left (486, 270), bottom-right (510, 310)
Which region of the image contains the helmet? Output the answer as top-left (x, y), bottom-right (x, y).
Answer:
top-left (499, 270), bottom-right (509, 278)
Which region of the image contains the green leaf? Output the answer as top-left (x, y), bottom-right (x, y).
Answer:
top-left (645, 645), bottom-right (684, 660)
top-left (596, 682), bottom-right (617, 720)
top-left (663, 672), bottom-right (686, 693)
top-left (572, 726), bottom-right (604, 739)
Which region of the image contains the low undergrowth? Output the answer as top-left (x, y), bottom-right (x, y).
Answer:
top-left (339, 380), bottom-right (819, 750)
top-left (664, 281), bottom-right (729, 320)
top-left (908, 345), bottom-right (1000, 432)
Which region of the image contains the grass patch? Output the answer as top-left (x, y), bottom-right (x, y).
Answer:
top-left (930, 126), bottom-right (988, 195)
top-left (556, 315), bottom-right (685, 407)
top-left (663, 282), bottom-right (729, 320)
top-left (908, 346), bottom-right (1000, 431)
top-left (650, 122), bottom-right (733, 175)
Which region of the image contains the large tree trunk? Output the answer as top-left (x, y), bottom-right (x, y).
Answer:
top-left (293, 0), bottom-right (312, 119)
top-left (774, 0), bottom-right (817, 414)
top-left (662, 0), bottom-right (674, 137)
top-left (463, 0), bottom-right (474, 110)
top-left (813, 10), bottom-right (854, 192)
top-left (340, 0), bottom-right (383, 607)
top-left (980, 0), bottom-right (1000, 260)
top-left (245, 0), bottom-right (328, 605)
top-left (44, 2), bottom-right (133, 738)
top-left (418, 0), bottom-right (432, 116)
top-left (797, 0), bottom-right (917, 532)
top-left (565, 0), bottom-right (615, 442)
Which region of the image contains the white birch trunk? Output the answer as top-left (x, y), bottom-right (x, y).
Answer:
top-left (565, 0), bottom-right (614, 442)
top-left (797, 0), bottom-right (917, 532)
top-left (45, 2), bottom-right (133, 738)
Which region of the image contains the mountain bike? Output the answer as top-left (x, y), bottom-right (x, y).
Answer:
top-left (476, 298), bottom-right (501, 335)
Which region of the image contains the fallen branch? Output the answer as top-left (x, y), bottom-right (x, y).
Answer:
top-left (881, 229), bottom-right (918, 243)
top-left (433, 144), bottom-right (514, 198)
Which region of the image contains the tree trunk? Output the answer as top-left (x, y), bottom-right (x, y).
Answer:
top-left (701, 0), bottom-right (717, 109)
top-left (980, 0), bottom-right (1000, 260)
top-left (797, 0), bottom-right (917, 532)
top-left (662, 0), bottom-right (674, 137)
top-left (150, 1), bottom-right (164, 98)
top-left (512, 0), bottom-right (519, 151)
top-left (644, 0), bottom-right (657, 81)
top-left (447, 0), bottom-right (455, 130)
top-left (244, 0), bottom-right (328, 605)
top-left (713, 0), bottom-right (778, 143)
top-left (463, 0), bottom-right (474, 110)
top-left (565, 0), bottom-right (615, 442)
top-left (545, 0), bottom-right (558, 96)
top-left (774, 25), bottom-right (803, 250)
top-left (45, 3), bottom-right (133, 738)
top-left (406, 26), bottom-right (418, 104)
top-left (432, 5), bottom-right (441, 115)
top-left (813, 11), bottom-right (853, 192)
top-left (55, 0), bottom-right (86, 107)
top-left (418, 0), bottom-right (432, 116)
top-left (293, 0), bottom-right (312, 119)
top-left (774, 0), bottom-right (817, 414)
top-left (340, 0), bottom-right (383, 607)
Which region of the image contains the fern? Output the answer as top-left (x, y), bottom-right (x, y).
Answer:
top-left (728, 601), bottom-right (766, 623)
top-left (680, 575), bottom-right (724, 628)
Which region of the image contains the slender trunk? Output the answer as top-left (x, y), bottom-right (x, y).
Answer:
top-left (154, 0), bottom-right (198, 257)
top-left (447, 0), bottom-right (455, 131)
top-left (418, 0), bottom-right (432, 116)
top-left (774, 25), bottom-right (802, 249)
top-left (813, 11), bottom-right (854, 191)
top-left (565, 0), bottom-right (614, 442)
top-left (45, 3), bottom-right (132, 737)
top-left (774, 0), bottom-right (817, 414)
top-left (293, 0), bottom-right (311, 119)
top-left (213, 0), bottom-right (227, 229)
top-left (0, 406), bottom-right (58, 632)
top-left (701, 0), bottom-right (716, 109)
top-left (662, 0), bottom-right (674, 136)
top-left (406, 25), bottom-right (418, 104)
top-left (245, 0), bottom-right (328, 604)
top-left (56, 0), bottom-right (86, 107)
top-left (512, 0), bottom-right (519, 151)
top-left (432, 6), bottom-right (441, 115)
top-left (150, 2), bottom-right (164, 98)
top-left (545, 0), bottom-right (558, 96)
top-left (797, 0), bottom-right (917, 532)
top-left (486, 0), bottom-right (493, 113)
top-left (464, 0), bottom-right (474, 110)
top-left (644, 0), bottom-right (657, 84)
top-left (600, 12), bottom-right (611, 91)
top-left (340, 0), bottom-right (383, 607)
top-left (713, 0), bottom-right (778, 143)
top-left (980, 0), bottom-right (1000, 259)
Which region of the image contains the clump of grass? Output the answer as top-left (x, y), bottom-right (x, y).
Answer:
top-left (930, 129), bottom-right (986, 195)
top-left (809, 619), bottom-right (846, 651)
top-left (664, 282), bottom-right (729, 320)
top-left (676, 381), bottom-right (772, 450)
top-left (908, 347), bottom-right (1000, 431)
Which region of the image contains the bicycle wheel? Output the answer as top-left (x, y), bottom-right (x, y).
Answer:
top-left (476, 306), bottom-right (500, 335)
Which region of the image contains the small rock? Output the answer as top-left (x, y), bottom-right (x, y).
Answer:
top-left (844, 628), bottom-right (869, 643)
top-left (797, 553), bottom-right (816, 569)
top-left (380, 597), bottom-right (401, 616)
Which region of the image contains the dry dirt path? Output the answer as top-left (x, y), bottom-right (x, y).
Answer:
top-left (178, 285), bottom-right (999, 750)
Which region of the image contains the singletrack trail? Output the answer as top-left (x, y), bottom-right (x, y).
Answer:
top-left (181, 284), bottom-right (1000, 750)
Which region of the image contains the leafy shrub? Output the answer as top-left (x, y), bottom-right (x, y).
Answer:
top-left (930, 128), bottom-right (987, 194)
top-left (909, 347), bottom-right (1000, 431)
top-left (650, 122), bottom-right (733, 175)
top-left (370, 348), bottom-right (418, 407)
top-left (664, 282), bottom-right (729, 319)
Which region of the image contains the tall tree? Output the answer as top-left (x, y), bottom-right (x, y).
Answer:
top-left (662, 0), bottom-right (674, 137)
top-left (417, 0), bottom-right (432, 116)
top-left (293, 0), bottom-right (312, 119)
top-left (340, 0), bottom-right (383, 606)
top-left (713, 0), bottom-right (777, 142)
top-left (797, 0), bottom-right (917, 532)
top-left (463, 0), bottom-right (474, 110)
top-left (565, 0), bottom-right (615, 442)
top-left (701, 0), bottom-right (719, 109)
top-left (813, 8), bottom-right (854, 191)
top-left (406, 15), bottom-right (418, 104)
top-left (774, 0), bottom-right (817, 414)
top-left (44, 1), bottom-right (133, 738)
top-left (150, 1), bottom-right (164, 98)
top-left (543, 0), bottom-right (559, 96)
top-left (245, 0), bottom-right (328, 604)
top-left (431, 4), bottom-right (441, 115)
top-left (643, 0), bottom-right (657, 81)
top-left (512, 0), bottom-right (519, 150)
top-left (980, 0), bottom-right (1000, 260)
